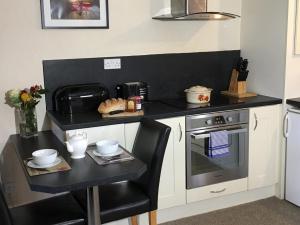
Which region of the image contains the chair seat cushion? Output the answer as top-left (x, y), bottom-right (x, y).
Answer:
top-left (72, 181), bottom-right (150, 223)
top-left (10, 193), bottom-right (86, 225)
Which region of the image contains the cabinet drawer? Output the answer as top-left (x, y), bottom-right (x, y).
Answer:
top-left (186, 178), bottom-right (248, 203)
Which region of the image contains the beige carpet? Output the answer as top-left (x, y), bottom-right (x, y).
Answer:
top-left (161, 198), bottom-right (300, 225)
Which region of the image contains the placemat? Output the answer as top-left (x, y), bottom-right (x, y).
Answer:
top-left (24, 156), bottom-right (71, 176)
top-left (87, 145), bottom-right (134, 166)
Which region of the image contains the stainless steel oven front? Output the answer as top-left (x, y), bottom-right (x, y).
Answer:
top-left (186, 109), bottom-right (249, 189)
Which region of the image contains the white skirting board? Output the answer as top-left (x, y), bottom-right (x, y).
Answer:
top-left (158, 185), bottom-right (277, 224)
top-left (105, 185), bottom-right (277, 225)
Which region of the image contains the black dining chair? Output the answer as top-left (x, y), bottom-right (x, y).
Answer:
top-left (0, 184), bottom-right (87, 225)
top-left (72, 118), bottom-right (171, 225)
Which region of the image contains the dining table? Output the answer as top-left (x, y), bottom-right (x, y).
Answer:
top-left (9, 130), bottom-right (147, 225)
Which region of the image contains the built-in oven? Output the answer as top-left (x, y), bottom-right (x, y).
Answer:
top-left (186, 109), bottom-right (249, 189)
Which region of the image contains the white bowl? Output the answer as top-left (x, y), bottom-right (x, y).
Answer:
top-left (32, 149), bottom-right (58, 166)
top-left (96, 140), bottom-right (119, 155)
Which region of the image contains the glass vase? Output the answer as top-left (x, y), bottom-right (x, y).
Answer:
top-left (16, 107), bottom-right (38, 138)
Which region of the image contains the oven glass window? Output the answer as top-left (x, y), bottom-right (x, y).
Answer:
top-left (191, 132), bottom-right (245, 176)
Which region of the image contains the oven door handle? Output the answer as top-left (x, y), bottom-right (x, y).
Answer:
top-left (191, 128), bottom-right (248, 139)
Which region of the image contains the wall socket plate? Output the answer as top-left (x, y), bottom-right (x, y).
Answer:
top-left (104, 58), bottom-right (121, 70)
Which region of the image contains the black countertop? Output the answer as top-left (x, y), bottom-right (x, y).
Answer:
top-left (10, 131), bottom-right (147, 193)
top-left (48, 95), bottom-right (282, 131)
top-left (286, 98), bottom-right (300, 108)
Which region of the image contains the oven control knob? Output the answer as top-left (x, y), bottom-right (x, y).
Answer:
top-left (206, 119), bottom-right (213, 125)
top-left (227, 116), bottom-right (233, 122)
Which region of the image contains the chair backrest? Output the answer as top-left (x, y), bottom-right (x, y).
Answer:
top-left (132, 118), bottom-right (171, 210)
top-left (0, 184), bottom-right (13, 225)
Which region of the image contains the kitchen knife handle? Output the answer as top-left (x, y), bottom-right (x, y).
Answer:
top-left (242, 59), bottom-right (248, 70)
top-left (179, 122), bottom-right (183, 142)
top-left (283, 112), bottom-right (289, 138)
top-left (237, 57), bottom-right (243, 71)
top-left (254, 113), bottom-right (258, 131)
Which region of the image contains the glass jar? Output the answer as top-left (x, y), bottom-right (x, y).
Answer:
top-left (15, 107), bottom-right (38, 138)
top-left (126, 97), bottom-right (136, 112)
top-left (135, 96), bottom-right (142, 111)
top-left (126, 96), bottom-right (142, 112)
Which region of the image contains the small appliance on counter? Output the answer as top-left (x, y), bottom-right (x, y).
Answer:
top-left (53, 83), bottom-right (109, 114)
top-left (115, 81), bottom-right (149, 101)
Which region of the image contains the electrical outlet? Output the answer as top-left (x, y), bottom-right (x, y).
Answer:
top-left (104, 58), bottom-right (121, 70)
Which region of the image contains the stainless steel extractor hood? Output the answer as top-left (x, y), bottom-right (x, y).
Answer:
top-left (153, 0), bottom-right (240, 20)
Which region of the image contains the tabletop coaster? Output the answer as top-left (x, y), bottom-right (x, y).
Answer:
top-left (23, 156), bottom-right (71, 177)
top-left (87, 145), bottom-right (134, 166)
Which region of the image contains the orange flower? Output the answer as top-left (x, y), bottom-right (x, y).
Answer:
top-left (20, 92), bottom-right (32, 103)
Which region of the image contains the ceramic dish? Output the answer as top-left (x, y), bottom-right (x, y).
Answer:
top-left (96, 140), bottom-right (119, 155)
top-left (93, 149), bottom-right (123, 158)
top-left (32, 149), bottom-right (58, 166)
top-left (184, 85), bottom-right (212, 104)
top-left (27, 157), bottom-right (62, 169)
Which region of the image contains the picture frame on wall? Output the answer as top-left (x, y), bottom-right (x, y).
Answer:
top-left (40, 0), bottom-right (109, 29)
top-left (295, 0), bottom-right (300, 54)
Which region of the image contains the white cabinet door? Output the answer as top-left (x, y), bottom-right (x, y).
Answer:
top-left (124, 117), bottom-right (186, 209)
top-left (248, 105), bottom-right (281, 190)
top-left (66, 124), bottom-right (126, 147)
top-left (124, 122), bottom-right (139, 153)
top-left (157, 117), bottom-right (186, 209)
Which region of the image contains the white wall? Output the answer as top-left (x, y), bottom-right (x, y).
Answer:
top-left (240, 0), bottom-right (288, 98)
top-left (0, 0), bottom-right (241, 153)
top-left (284, 0), bottom-right (300, 99)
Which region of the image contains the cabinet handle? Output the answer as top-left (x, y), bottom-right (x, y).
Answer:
top-left (179, 122), bottom-right (183, 142)
top-left (283, 112), bottom-right (289, 138)
top-left (254, 113), bottom-right (258, 131)
top-left (79, 94), bottom-right (94, 98)
top-left (210, 188), bottom-right (226, 194)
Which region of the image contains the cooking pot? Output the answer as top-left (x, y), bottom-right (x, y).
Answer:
top-left (184, 86), bottom-right (212, 104)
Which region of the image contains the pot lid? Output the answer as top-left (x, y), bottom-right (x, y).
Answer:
top-left (185, 85), bottom-right (212, 92)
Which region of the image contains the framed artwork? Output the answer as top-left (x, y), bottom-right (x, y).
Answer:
top-left (40, 0), bottom-right (109, 29)
top-left (295, 0), bottom-right (300, 54)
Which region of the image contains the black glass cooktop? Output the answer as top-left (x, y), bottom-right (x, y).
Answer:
top-left (160, 94), bottom-right (247, 110)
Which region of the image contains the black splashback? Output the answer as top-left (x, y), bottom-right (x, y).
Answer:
top-left (43, 50), bottom-right (240, 110)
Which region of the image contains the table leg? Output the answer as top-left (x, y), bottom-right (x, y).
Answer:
top-left (87, 186), bottom-right (101, 225)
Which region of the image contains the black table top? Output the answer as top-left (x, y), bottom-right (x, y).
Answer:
top-left (10, 131), bottom-right (147, 194)
top-left (48, 95), bottom-right (282, 131)
top-left (286, 98), bottom-right (300, 108)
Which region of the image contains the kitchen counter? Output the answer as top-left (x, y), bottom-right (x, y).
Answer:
top-left (48, 95), bottom-right (282, 131)
top-left (286, 98), bottom-right (300, 108)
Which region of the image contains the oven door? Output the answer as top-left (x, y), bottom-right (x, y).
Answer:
top-left (186, 124), bottom-right (248, 189)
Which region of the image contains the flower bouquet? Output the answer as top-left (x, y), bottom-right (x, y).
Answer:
top-left (5, 85), bottom-right (46, 138)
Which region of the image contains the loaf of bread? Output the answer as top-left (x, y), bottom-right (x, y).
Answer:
top-left (98, 98), bottom-right (126, 114)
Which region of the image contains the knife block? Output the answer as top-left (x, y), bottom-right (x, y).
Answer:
top-left (222, 69), bottom-right (257, 98)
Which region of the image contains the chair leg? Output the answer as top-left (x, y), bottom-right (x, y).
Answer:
top-left (148, 210), bottom-right (157, 225)
top-left (131, 216), bottom-right (138, 225)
